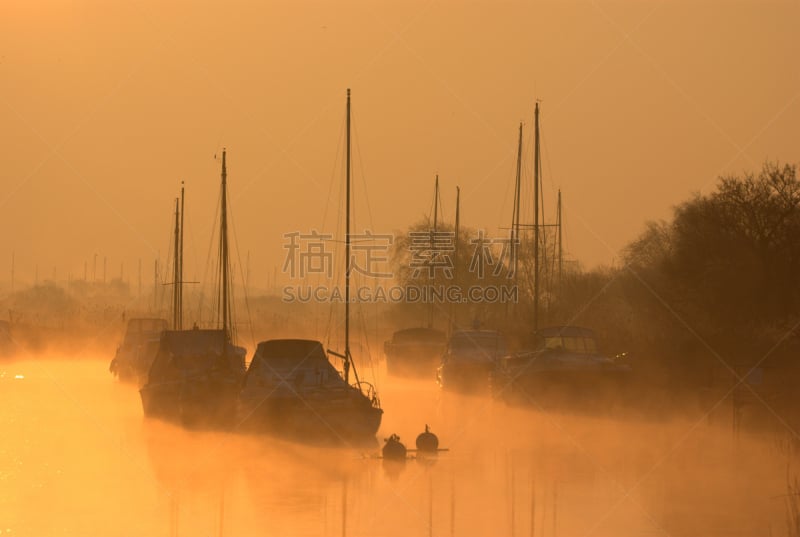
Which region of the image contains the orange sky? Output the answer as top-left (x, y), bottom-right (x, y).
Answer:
top-left (1, 0), bottom-right (798, 291)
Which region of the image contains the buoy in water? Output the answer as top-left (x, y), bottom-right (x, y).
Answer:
top-left (382, 434), bottom-right (407, 460)
top-left (415, 424), bottom-right (439, 454)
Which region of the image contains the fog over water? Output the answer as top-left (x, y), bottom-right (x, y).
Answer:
top-left (0, 354), bottom-right (790, 536)
top-left (1, 2), bottom-right (798, 535)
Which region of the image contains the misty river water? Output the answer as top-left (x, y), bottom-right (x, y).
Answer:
top-left (0, 356), bottom-right (792, 536)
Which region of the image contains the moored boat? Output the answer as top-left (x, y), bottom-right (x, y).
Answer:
top-left (239, 339), bottom-right (381, 442)
top-left (140, 150), bottom-right (246, 429)
top-left (436, 329), bottom-right (508, 393)
top-left (140, 328), bottom-right (245, 427)
top-left (237, 89), bottom-right (382, 443)
top-left (491, 325), bottom-right (631, 409)
top-left (384, 327), bottom-right (446, 378)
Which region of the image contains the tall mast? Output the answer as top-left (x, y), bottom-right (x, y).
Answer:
top-left (220, 149), bottom-right (230, 339)
top-left (344, 89), bottom-right (351, 384)
top-left (557, 189), bottom-right (563, 292)
top-left (172, 197), bottom-right (180, 330)
top-left (153, 259), bottom-right (158, 312)
top-left (428, 175), bottom-right (440, 328)
top-left (178, 182), bottom-right (185, 330)
top-left (454, 186), bottom-right (460, 266)
top-left (512, 122), bottom-right (522, 284)
top-left (533, 102), bottom-right (540, 334)
top-left (433, 175), bottom-right (439, 232)
top-left (452, 186), bottom-right (460, 332)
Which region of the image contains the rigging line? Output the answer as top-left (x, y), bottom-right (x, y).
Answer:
top-left (536, 115), bottom-right (547, 293)
top-left (228, 182), bottom-right (256, 349)
top-left (427, 176), bottom-right (436, 226)
top-left (319, 109), bottom-right (347, 233)
top-left (350, 108), bottom-right (376, 233)
top-left (540, 122), bottom-right (559, 198)
top-left (348, 136), bottom-right (375, 386)
top-left (219, 220), bottom-right (236, 340)
top-left (438, 179), bottom-right (447, 224)
top-left (324, 136), bottom-right (347, 349)
top-left (227, 185), bottom-right (256, 351)
top-left (561, 195), bottom-right (569, 264)
top-left (160, 199), bottom-right (176, 319)
top-left (184, 183), bottom-right (202, 325)
top-left (351, 110), bottom-right (383, 379)
top-left (518, 123), bottom-right (534, 236)
top-left (538, 121), bottom-right (546, 228)
top-left (210, 192), bottom-right (222, 328)
top-left (217, 156), bottom-right (237, 341)
top-left (497, 128), bottom-right (520, 228)
top-left (197, 187), bottom-right (222, 327)
top-left (317, 111), bottom-right (346, 339)
top-left (356, 306), bottom-right (379, 389)
top-left (541, 129), bottom-right (565, 301)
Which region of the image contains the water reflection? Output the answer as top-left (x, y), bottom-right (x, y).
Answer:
top-left (382, 459), bottom-right (406, 481)
top-left (0, 357), bottom-right (791, 536)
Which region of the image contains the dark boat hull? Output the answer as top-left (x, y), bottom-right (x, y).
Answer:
top-left (140, 377), bottom-right (240, 429)
top-left (238, 393), bottom-right (383, 444)
top-left (493, 366), bottom-right (631, 410)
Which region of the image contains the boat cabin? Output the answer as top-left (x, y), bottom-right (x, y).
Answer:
top-left (243, 339), bottom-right (344, 394)
top-left (445, 330), bottom-right (508, 362)
top-left (122, 318), bottom-right (168, 346)
top-left (147, 329), bottom-right (245, 383)
top-left (386, 327), bottom-right (446, 348)
top-left (533, 326), bottom-right (601, 355)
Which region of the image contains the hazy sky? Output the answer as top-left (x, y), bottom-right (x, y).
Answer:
top-left (1, 0), bottom-right (798, 290)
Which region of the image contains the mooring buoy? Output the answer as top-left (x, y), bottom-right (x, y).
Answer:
top-left (415, 424), bottom-right (439, 454)
top-left (382, 434), bottom-right (407, 460)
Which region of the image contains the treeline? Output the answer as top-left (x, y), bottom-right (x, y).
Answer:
top-left (388, 162), bottom-right (800, 413)
top-left (588, 161), bottom-right (800, 364)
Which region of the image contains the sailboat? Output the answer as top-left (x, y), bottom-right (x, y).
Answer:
top-left (238, 89), bottom-right (383, 443)
top-left (436, 185), bottom-right (510, 393)
top-left (490, 103), bottom-right (631, 408)
top-left (139, 151), bottom-right (247, 429)
top-left (383, 176), bottom-right (446, 377)
top-left (110, 188), bottom-right (180, 385)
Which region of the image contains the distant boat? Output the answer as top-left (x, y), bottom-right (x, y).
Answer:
top-left (383, 327), bottom-right (446, 378)
top-left (436, 329), bottom-right (508, 393)
top-left (238, 90), bottom-right (382, 443)
top-left (384, 177), bottom-right (448, 378)
top-left (0, 320), bottom-right (14, 357)
top-left (139, 150), bottom-right (246, 429)
top-left (109, 317), bottom-right (168, 385)
top-left (491, 325), bottom-right (631, 408)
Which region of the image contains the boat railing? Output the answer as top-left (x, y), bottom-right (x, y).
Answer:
top-left (356, 381), bottom-right (381, 409)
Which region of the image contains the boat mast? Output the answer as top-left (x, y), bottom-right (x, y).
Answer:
top-left (178, 182), bottom-right (184, 330)
top-left (428, 175), bottom-right (439, 328)
top-left (220, 149), bottom-right (230, 340)
top-left (433, 175), bottom-right (439, 232)
top-left (344, 89), bottom-right (351, 384)
top-left (512, 122), bottom-right (522, 286)
top-left (172, 197), bottom-right (180, 330)
top-left (533, 102), bottom-right (540, 334)
top-left (557, 188), bottom-right (562, 293)
top-left (452, 186), bottom-right (460, 332)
